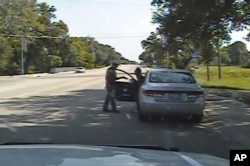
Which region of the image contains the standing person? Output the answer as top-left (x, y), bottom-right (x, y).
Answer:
top-left (134, 67), bottom-right (144, 85)
top-left (103, 61), bottom-right (127, 113)
top-left (134, 67), bottom-right (145, 112)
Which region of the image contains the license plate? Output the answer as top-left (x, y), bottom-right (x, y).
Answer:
top-left (169, 94), bottom-right (181, 100)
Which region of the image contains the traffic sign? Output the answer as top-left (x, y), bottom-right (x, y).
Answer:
top-left (162, 36), bottom-right (168, 47)
top-left (22, 38), bottom-right (27, 51)
top-left (191, 51), bottom-right (199, 58)
top-left (151, 53), bottom-right (154, 58)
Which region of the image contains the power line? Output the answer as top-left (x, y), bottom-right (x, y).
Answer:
top-left (45, 0), bottom-right (150, 7)
top-left (0, 33), bottom-right (149, 39)
top-left (93, 35), bottom-right (147, 39)
top-left (0, 34), bottom-right (64, 39)
top-left (82, 32), bottom-right (150, 35)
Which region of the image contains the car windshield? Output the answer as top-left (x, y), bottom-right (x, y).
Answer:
top-left (0, 0), bottom-right (249, 164)
top-left (149, 71), bottom-right (196, 84)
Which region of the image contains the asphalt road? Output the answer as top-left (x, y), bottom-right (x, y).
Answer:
top-left (0, 65), bottom-right (249, 160)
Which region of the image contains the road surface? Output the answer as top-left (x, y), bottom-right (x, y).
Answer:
top-left (0, 65), bottom-right (249, 160)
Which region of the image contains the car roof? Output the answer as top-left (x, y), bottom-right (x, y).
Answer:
top-left (148, 68), bottom-right (192, 73)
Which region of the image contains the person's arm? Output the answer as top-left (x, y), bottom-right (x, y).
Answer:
top-left (108, 71), bottom-right (128, 84)
top-left (115, 71), bottom-right (127, 80)
top-left (116, 76), bottom-right (127, 80)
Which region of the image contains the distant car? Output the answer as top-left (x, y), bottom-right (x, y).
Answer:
top-left (75, 67), bottom-right (86, 73)
top-left (115, 68), bottom-right (206, 123)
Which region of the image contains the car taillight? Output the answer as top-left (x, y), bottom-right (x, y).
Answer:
top-left (187, 91), bottom-right (204, 98)
top-left (143, 90), bottom-right (164, 97)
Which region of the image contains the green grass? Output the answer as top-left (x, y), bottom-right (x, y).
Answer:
top-left (194, 66), bottom-right (250, 90)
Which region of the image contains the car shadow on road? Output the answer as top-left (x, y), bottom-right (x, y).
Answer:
top-left (0, 89), bottom-right (243, 159)
top-left (0, 89), bottom-right (109, 144)
top-left (0, 88), bottom-right (201, 141)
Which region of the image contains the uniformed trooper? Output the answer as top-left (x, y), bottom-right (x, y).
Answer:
top-left (103, 61), bottom-right (127, 113)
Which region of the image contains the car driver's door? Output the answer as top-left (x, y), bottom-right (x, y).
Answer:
top-left (114, 69), bottom-right (137, 102)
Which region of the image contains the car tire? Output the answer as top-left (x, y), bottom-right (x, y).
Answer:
top-left (192, 114), bottom-right (203, 123)
top-left (138, 113), bottom-right (147, 121)
top-left (137, 101), bottom-right (147, 121)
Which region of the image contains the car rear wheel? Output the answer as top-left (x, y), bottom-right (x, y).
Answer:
top-left (137, 101), bottom-right (147, 121)
top-left (192, 114), bottom-right (203, 123)
top-left (138, 113), bottom-right (147, 121)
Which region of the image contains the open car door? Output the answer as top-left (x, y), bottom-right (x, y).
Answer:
top-left (114, 69), bottom-right (137, 102)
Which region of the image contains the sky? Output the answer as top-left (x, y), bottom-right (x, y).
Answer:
top-left (37, 0), bottom-right (249, 61)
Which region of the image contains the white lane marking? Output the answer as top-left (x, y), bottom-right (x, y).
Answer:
top-left (7, 125), bottom-right (17, 132)
top-left (175, 152), bottom-right (204, 166)
top-left (126, 113), bottom-right (131, 120)
top-left (3, 120), bottom-right (17, 132)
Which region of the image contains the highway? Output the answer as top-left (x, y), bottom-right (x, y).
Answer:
top-left (0, 65), bottom-right (249, 160)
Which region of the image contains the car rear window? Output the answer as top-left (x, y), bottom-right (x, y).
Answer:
top-left (149, 71), bottom-right (196, 84)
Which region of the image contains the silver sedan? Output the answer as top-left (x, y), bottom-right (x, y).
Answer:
top-left (137, 68), bottom-right (205, 122)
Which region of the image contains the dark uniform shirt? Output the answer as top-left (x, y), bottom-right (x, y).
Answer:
top-left (105, 67), bottom-right (117, 90)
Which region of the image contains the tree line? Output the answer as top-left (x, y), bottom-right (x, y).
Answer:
top-left (0, 0), bottom-right (132, 75)
top-left (140, 0), bottom-right (250, 69)
top-left (140, 37), bottom-right (250, 68)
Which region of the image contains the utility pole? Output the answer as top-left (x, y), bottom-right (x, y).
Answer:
top-left (166, 51), bottom-right (169, 67)
top-left (87, 37), bottom-right (96, 68)
top-left (217, 39), bottom-right (222, 79)
top-left (21, 38), bottom-right (27, 76)
top-left (91, 42), bottom-right (96, 68)
top-left (151, 52), bottom-right (155, 67)
top-left (92, 47), bottom-right (96, 68)
top-left (162, 35), bottom-right (170, 67)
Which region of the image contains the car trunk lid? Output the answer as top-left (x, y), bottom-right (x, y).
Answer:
top-left (143, 83), bottom-right (204, 102)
